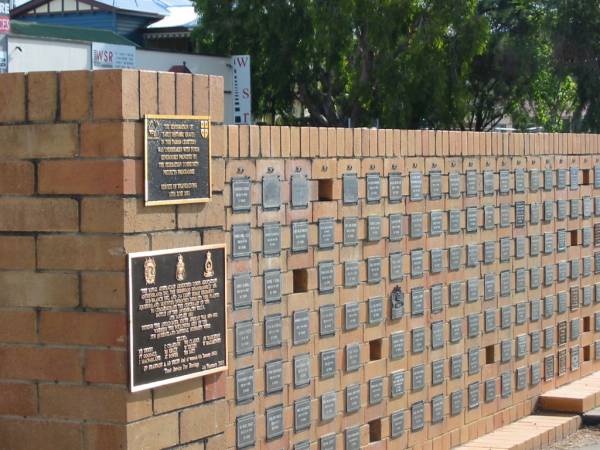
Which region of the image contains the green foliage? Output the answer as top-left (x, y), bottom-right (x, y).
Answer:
top-left (192, 0), bottom-right (598, 131)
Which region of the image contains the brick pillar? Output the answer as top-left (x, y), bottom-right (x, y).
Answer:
top-left (0, 69), bottom-right (226, 450)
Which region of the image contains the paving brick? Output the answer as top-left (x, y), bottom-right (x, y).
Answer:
top-left (39, 311), bottom-right (127, 347)
top-left (0, 271), bottom-right (78, 307)
top-left (179, 400), bottom-right (227, 443)
top-left (0, 161), bottom-right (34, 194)
top-left (0, 382), bottom-right (37, 416)
top-left (0, 198), bottom-right (78, 232)
top-left (85, 349), bottom-right (127, 384)
top-left (0, 123), bottom-right (78, 158)
top-left (84, 423), bottom-right (126, 450)
top-left (0, 418), bottom-right (81, 450)
top-left (27, 71), bottom-right (58, 122)
top-left (59, 70), bottom-right (90, 121)
top-left (0, 310), bottom-right (37, 343)
top-left (153, 378), bottom-right (203, 414)
top-left (38, 235), bottom-right (125, 271)
top-left (81, 271), bottom-right (126, 309)
top-left (0, 236), bottom-right (35, 269)
top-left (0, 73), bottom-right (26, 122)
top-left (93, 69), bottom-right (139, 119)
top-left (126, 413), bottom-right (179, 450)
top-left (0, 346), bottom-right (81, 381)
top-left (80, 121), bottom-right (140, 157)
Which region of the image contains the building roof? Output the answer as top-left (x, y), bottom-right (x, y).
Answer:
top-left (11, 0), bottom-right (170, 18)
top-left (146, 5), bottom-right (197, 30)
top-left (10, 20), bottom-right (139, 46)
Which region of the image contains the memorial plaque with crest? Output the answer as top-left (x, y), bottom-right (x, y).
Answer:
top-left (369, 377), bottom-right (384, 405)
top-left (262, 174), bottom-right (281, 210)
top-left (451, 390), bottom-right (463, 416)
top-left (320, 349), bottom-right (336, 379)
top-left (388, 172), bottom-right (403, 203)
top-left (346, 343), bottom-right (361, 372)
top-left (390, 370), bottom-right (406, 398)
top-left (390, 410), bottom-right (405, 438)
top-left (236, 413), bottom-right (256, 449)
top-left (367, 216), bottom-right (382, 242)
top-left (232, 177), bottom-right (252, 212)
top-left (390, 332), bottom-right (405, 360)
top-left (128, 245), bottom-right (228, 392)
top-left (468, 382), bottom-right (480, 409)
top-left (432, 359), bottom-right (444, 386)
top-left (412, 327), bottom-right (425, 354)
top-left (264, 269), bottom-right (281, 304)
top-left (343, 217), bottom-right (359, 246)
top-left (429, 171), bottom-right (442, 200)
top-left (367, 257), bottom-right (382, 284)
top-left (411, 401), bottom-right (425, 431)
top-left (265, 359), bottom-right (283, 394)
top-left (293, 310), bottom-right (310, 346)
top-left (449, 171), bottom-right (461, 198)
top-left (266, 405), bottom-right (284, 441)
top-left (389, 213), bottom-right (403, 242)
top-left (451, 354), bottom-right (463, 379)
top-left (345, 426), bottom-right (360, 450)
top-left (318, 217), bottom-right (335, 250)
top-left (366, 173), bottom-right (381, 203)
top-left (294, 397), bottom-right (311, 432)
top-left (390, 287), bottom-right (405, 320)
top-left (321, 391), bottom-right (337, 421)
top-left (291, 172), bottom-right (309, 209)
top-left (144, 115), bottom-right (211, 206)
top-left (232, 223), bottom-right (251, 259)
top-left (343, 173), bottom-right (359, 205)
top-left (291, 220), bottom-right (309, 253)
top-left (368, 297), bottom-right (384, 325)
top-left (410, 171), bottom-right (423, 201)
top-left (346, 384), bottom-right (361, 413)
top-left (484, 379), bottom-right (496, 403)
top-left (344, 303), bottom-right (360, 331)
top-left (233, 272), bottom-right (252, 310)
top-left (389, 252), bottom-right (403, 282)
top-left (319, 304), bottom-right (336, 337)
top-left (235, 366), bottom-right (255, 404)
top-left (293, 353), bottom-right (311, 387)
top-left (264, 314), bottom-right (282, 349)
top-left (318, 261), bottom-right (335, 294)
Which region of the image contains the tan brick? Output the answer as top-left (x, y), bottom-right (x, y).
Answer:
top-left (126, 413), bottom-right (179, 450)
top-left (209, 75), bottom-right (224, 122)
top-left (0, 236), bottom-right (35, 269)
top-left (140, 70), bottom-right (158, 116)
top-left (0, 198), bottom-right (78, 232)
top-left (40, 384), bottom-right (127, 422)
top-left (60, 70), bottom-right (90, 121)
top-left (205, 433), bottom-right (226, 450)
top-left (82, 271), bottom-right (126, 309)
top-left (203, 371), bottom-right (226, 401)
top-left (0, 73), bottom-right (25, 122)
top-left (0, 161), bottom-right (34, 194)
top-left (93, 69), bottom-right (139, 120)
top-left (39, 159), bottom-right (142, 195)
top-left (180, 400), bottom-right (227, 443)
top-left (0, 271), bottom-right (78, 307)
top-left (0, 123), bottom-right (78, 158)
top-left (0, 310), bottom-right (37, 343)
top-left (27, 71), bottom-right (58, 122)
top-left (0, 418), bottom-right (81, 450)
top-left (0, 382), bottom-right (37, 416)
top-left (212, 124), bottom-right (225, 157)
top-left (176, 72), bottom-right (193, 114)
top-left (228, 124), bottom-right (239, 157)
top-left (40, 311), bottom-right (126, 347)
top-left (38, 235), bottom-right (125, 270)
top-left (178, 194), bottom-right (225, 229)
top-left (150, 231), bottom-right (202, 250)
top-left (85, 349), bottom-right (127, 384)
top-left (84, 424), bottom-right (126, 450)
top-left (158, 71), bottom-right (176, 114)
top-left (193, 74), bottom-right (209, 116)
top-left (153, 378), bottom-right (204, 414)
top-left (0, 346), bottom-right (81, 381)
top-left (80, 121), bottom-right (140, 157)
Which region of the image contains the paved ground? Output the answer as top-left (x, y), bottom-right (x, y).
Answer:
top-left (546, 424), bottom-right (600, 449)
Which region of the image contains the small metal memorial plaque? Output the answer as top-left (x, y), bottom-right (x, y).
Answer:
top-left (449, 209), bottom-right (461, 234)
top-left (321, 391), bottom-right (337, 421)
top-left (545, 355), bottom-right (554, 381)
top-left (411, 249), bottom-right (424, 278)
top-left (468, 382), bottom-right (480, 409)
top-left (466, 207), bottom-right (478, 233)
top-left (366, 173), bottom-right (381, 203)
top-left (431, 320), bottom-right (444, 349)
top-left (264, 314), bottom-right (282, 349)
top-left (530, 169), bottom-right (540, 192)
top-left (346, 343), bottom-right (361, 372)
top-left (499, 170), bottom-right (510, 194)
top-left (500, 340), bottom-right (511, 363)
top-left (429, 171), bottom-right (442, 199)
top-left (449, 171), bottom-right (461, 198)
top-left (367, 216), bottom-right (382, 242)
top-left (430, 210), bottom-right (443, 236)
top-left (571, 318), bottom-right (580, 340)
top-left (320, 349), bottom-right (337, 379)
top-left (390, 370), bottom-right (406, 398)
top-left (468, 347), bottom-right (480, 374)
top-left (236, 413), bottom-right (256, 449)
top-left (367, 257), bottom-right (382, 284)
top-left (345, 426), bottom-right (360, 450)
top-left (449, 246), bottom-right (461, 271)
top-left (558, 320), bottom-right (567, 345)
top-left (484, 241), bottom-right (495, 265)
top-left (346, 384), bottom-right (361, 413)
top-left (232, 177), bottom-right (252, 212)
top-left (516, 335), bottom-right (527, 359)
top-left (144, 115), bottom-right (211, 206)
top-left (558, 200), bottom-right (568, 220)
top-left (412, 327), bottom-right (425, 354)
top-left (431, 283), bottom-right (444, 312)
top-left (344, 303), bottom-right (360, 331)
top-left (516, 268), bottom-right (526, 293)
top-left (485, 309), bottom-right (496, 332)
top-left (388, 172), bottom-right (403, 203)
top-left (391, 410), bottom-right (405, 438)
top-left (262, 174), bottom-right (281, 210)
top-left (264, 269), bottom-right (281, 304)
top-left (467, 244), bottom-right (479, 267)
top-left (390, 332), bottom-right (405, 360)
top-left (501, 372), bottom-right (512, 398)
top-left (293, 353), bottom-right (311, 387)
top-left (232, 223), bottom-right (251, 259)
top-left (265, 359), bottom-right (283, 394)
top-left (411, 401), bottom-right (425, 431)
top-left (531, 362), bottom-right (541, 385)
top-left (571, 198), bottom-right (580, 219)
top-left (485, 379), bottom-right (496, 403)
top-left (468, 314), bottom-right (479, 338)
top-left (484, 205), bottom-right (495, 230)
top-left (410, 213), bottom-right (424, 239)
top-left (410, 171), bottom-right (423, 201)
top-left (318, 261), bottom-right (335, 294)
top-left (431, 395), bottom-right (444, 424)
top-left (515, 168), bottom-right (525, 193)
top-left (128, 245), bottom-right (227, 391)
top-left (320, 434), bottom-right (336, 450)
top-left (484, 273), bottom-right (495, 301)
top-left (343, 217), bottom-right (359, 246)
top-left (294, 397), bottom-right (311, 432)
top-left (483, 170), bottom-right (494, 195)
top-left (319, 305), bottom-right (336, 337)
top-left (449, 282), bottom-right (462, 306)
top-left (516, 302), bottom-right (527, 324)
top-left (451, 354), bottom-right (463, 379)
top-left (571, 166), bottom-right (579, 190)
top-left (233, 272), bottom-right (252, 310)
top-left (343, 173), bottom-right (359, 205)
top-left (558, 291), bottom-right (567, 313)
top-left (368, 297), bottom-right (384, 325)
top-left (451, 390), bottom-right (463, 416)
top-left (531, 331), bottom-right (541, 354)
top-left (235, 366), bottom-right (255, 404)
top-left (369, 377), bottom-right (384, 405)
top-left (516, 367), bottom-right (527, 391)
top-left (389, 252), bottom-right (404, 282)
top-left (291, 173), bottom-right (309, 209)
top-left (515, 201), bottom-right (526, 228)
top-left (450, 318), bottom-right (463, 343)
top-left (291, 220), bottom-right (309, 253)
top-left (430, 248), bottom-right (443, 274)
top-left (557, 168), bottom-right (567, 190)
top-left (266, 405), bottom-right (284, 440)
top-left (466, 170), bottom-right (478, 196)
top-left (544, 168), bottom-right (554, 191)
top-left (432, 359), bottom-right (444, 385)
top-left (318, 217), bottom-right (335, 249)
top-left (531, 202), bottom-right (541, 224)
top-left (389, 213), bottom-right (403, 242)
top-left (391, 286), bottom-right (405, 320)
top-left (571, 346), bottom-right (580, 370)
top-left (293, 309), bottom-right (310, 346)
top-left (544, 200), bottom-right (553, 222)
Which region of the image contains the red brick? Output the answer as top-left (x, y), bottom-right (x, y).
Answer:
top-left (0, 236), bottom-right (36, 269)
top-left (39, 384), bottom-right (127, 422)
top-left (0, 161), bottom-right (34, 194)
top-left (0, 310), bottom-right (37, 343)
top-left (59, 70), bottom-right (90, 121)
top-left (209, 75), bottom-right (224, 122)
top-left (158, 71), bottom-right (176, 114)
top-left (139, 70), bottom-right (158, 116)
top-left (38, 159), bottom-right (142, 195)
top-left (0, 73), bottom-right (25, 122)
top-left (37, 235), bottom-right (126, 270)
top-left (0, 346), bottom-right (81, 381)
top-left (0, 382), bottom-right (37, 415)
top-left (0, 123), bottom-right (78, 158)
top-left (204, 371), bottom-right (226, 400)
top-left (80, 121), bottom-right (140, 157)
top-left (0, 418), bottom-right (81, 450)
top-left (82, 271), bottom-right (126, 309)
top-left (176, 72), bottom-right (193, 114)
top-left (84, 424), bottom-right (126, 450)
top-left (27, 71), bottom-right (58, 122)
top-left (0, 271), bottom-right (79, 307)
top-left (93, 69), bottom-right (139, 120)
top-left (85, 349), bottom-right (127, 384)
top-left (40, 311), bottom-right (126, 347)
top-left (0, 198), bottom-right (78, 232)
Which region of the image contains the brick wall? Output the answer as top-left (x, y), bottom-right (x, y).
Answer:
top-left (1, 69), bottom-right (600, 450)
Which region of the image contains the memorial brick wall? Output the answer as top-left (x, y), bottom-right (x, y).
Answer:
top-left (1, 69), bottom-right (600, 450)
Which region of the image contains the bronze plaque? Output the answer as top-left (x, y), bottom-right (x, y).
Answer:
top-left (144, 115), bottom-right (211, 205)
top-left (128, 244), bottom-right (227, 391)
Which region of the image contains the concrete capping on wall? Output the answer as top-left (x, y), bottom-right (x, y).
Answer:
top-left (1, 69), bottom-right (600, 450)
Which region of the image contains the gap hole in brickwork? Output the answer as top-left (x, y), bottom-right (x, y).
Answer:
top-left (293, 269), bottom-right (308, 293)
top-left (485, 345), bottom-right (495, 364)
top-left (369, 418), bottom-right (382, 442)
top-left (583, 169), bottom-right (591, 185)
top-left (584, 345), bottom-right (591, 361)
top-left (318, 179), bottom-right (334, 201)
top-left (570, 230), bottom-right (578, 246)
top-left (584, 316), bottom-right (591, 332)
top-left (369, 339), bottom-right (382, 361)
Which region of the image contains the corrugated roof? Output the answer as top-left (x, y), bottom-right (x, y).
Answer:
top-left (146, 6), bottom-right (197, 29)
top-left (10, 20), bottom-right (139, 46)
